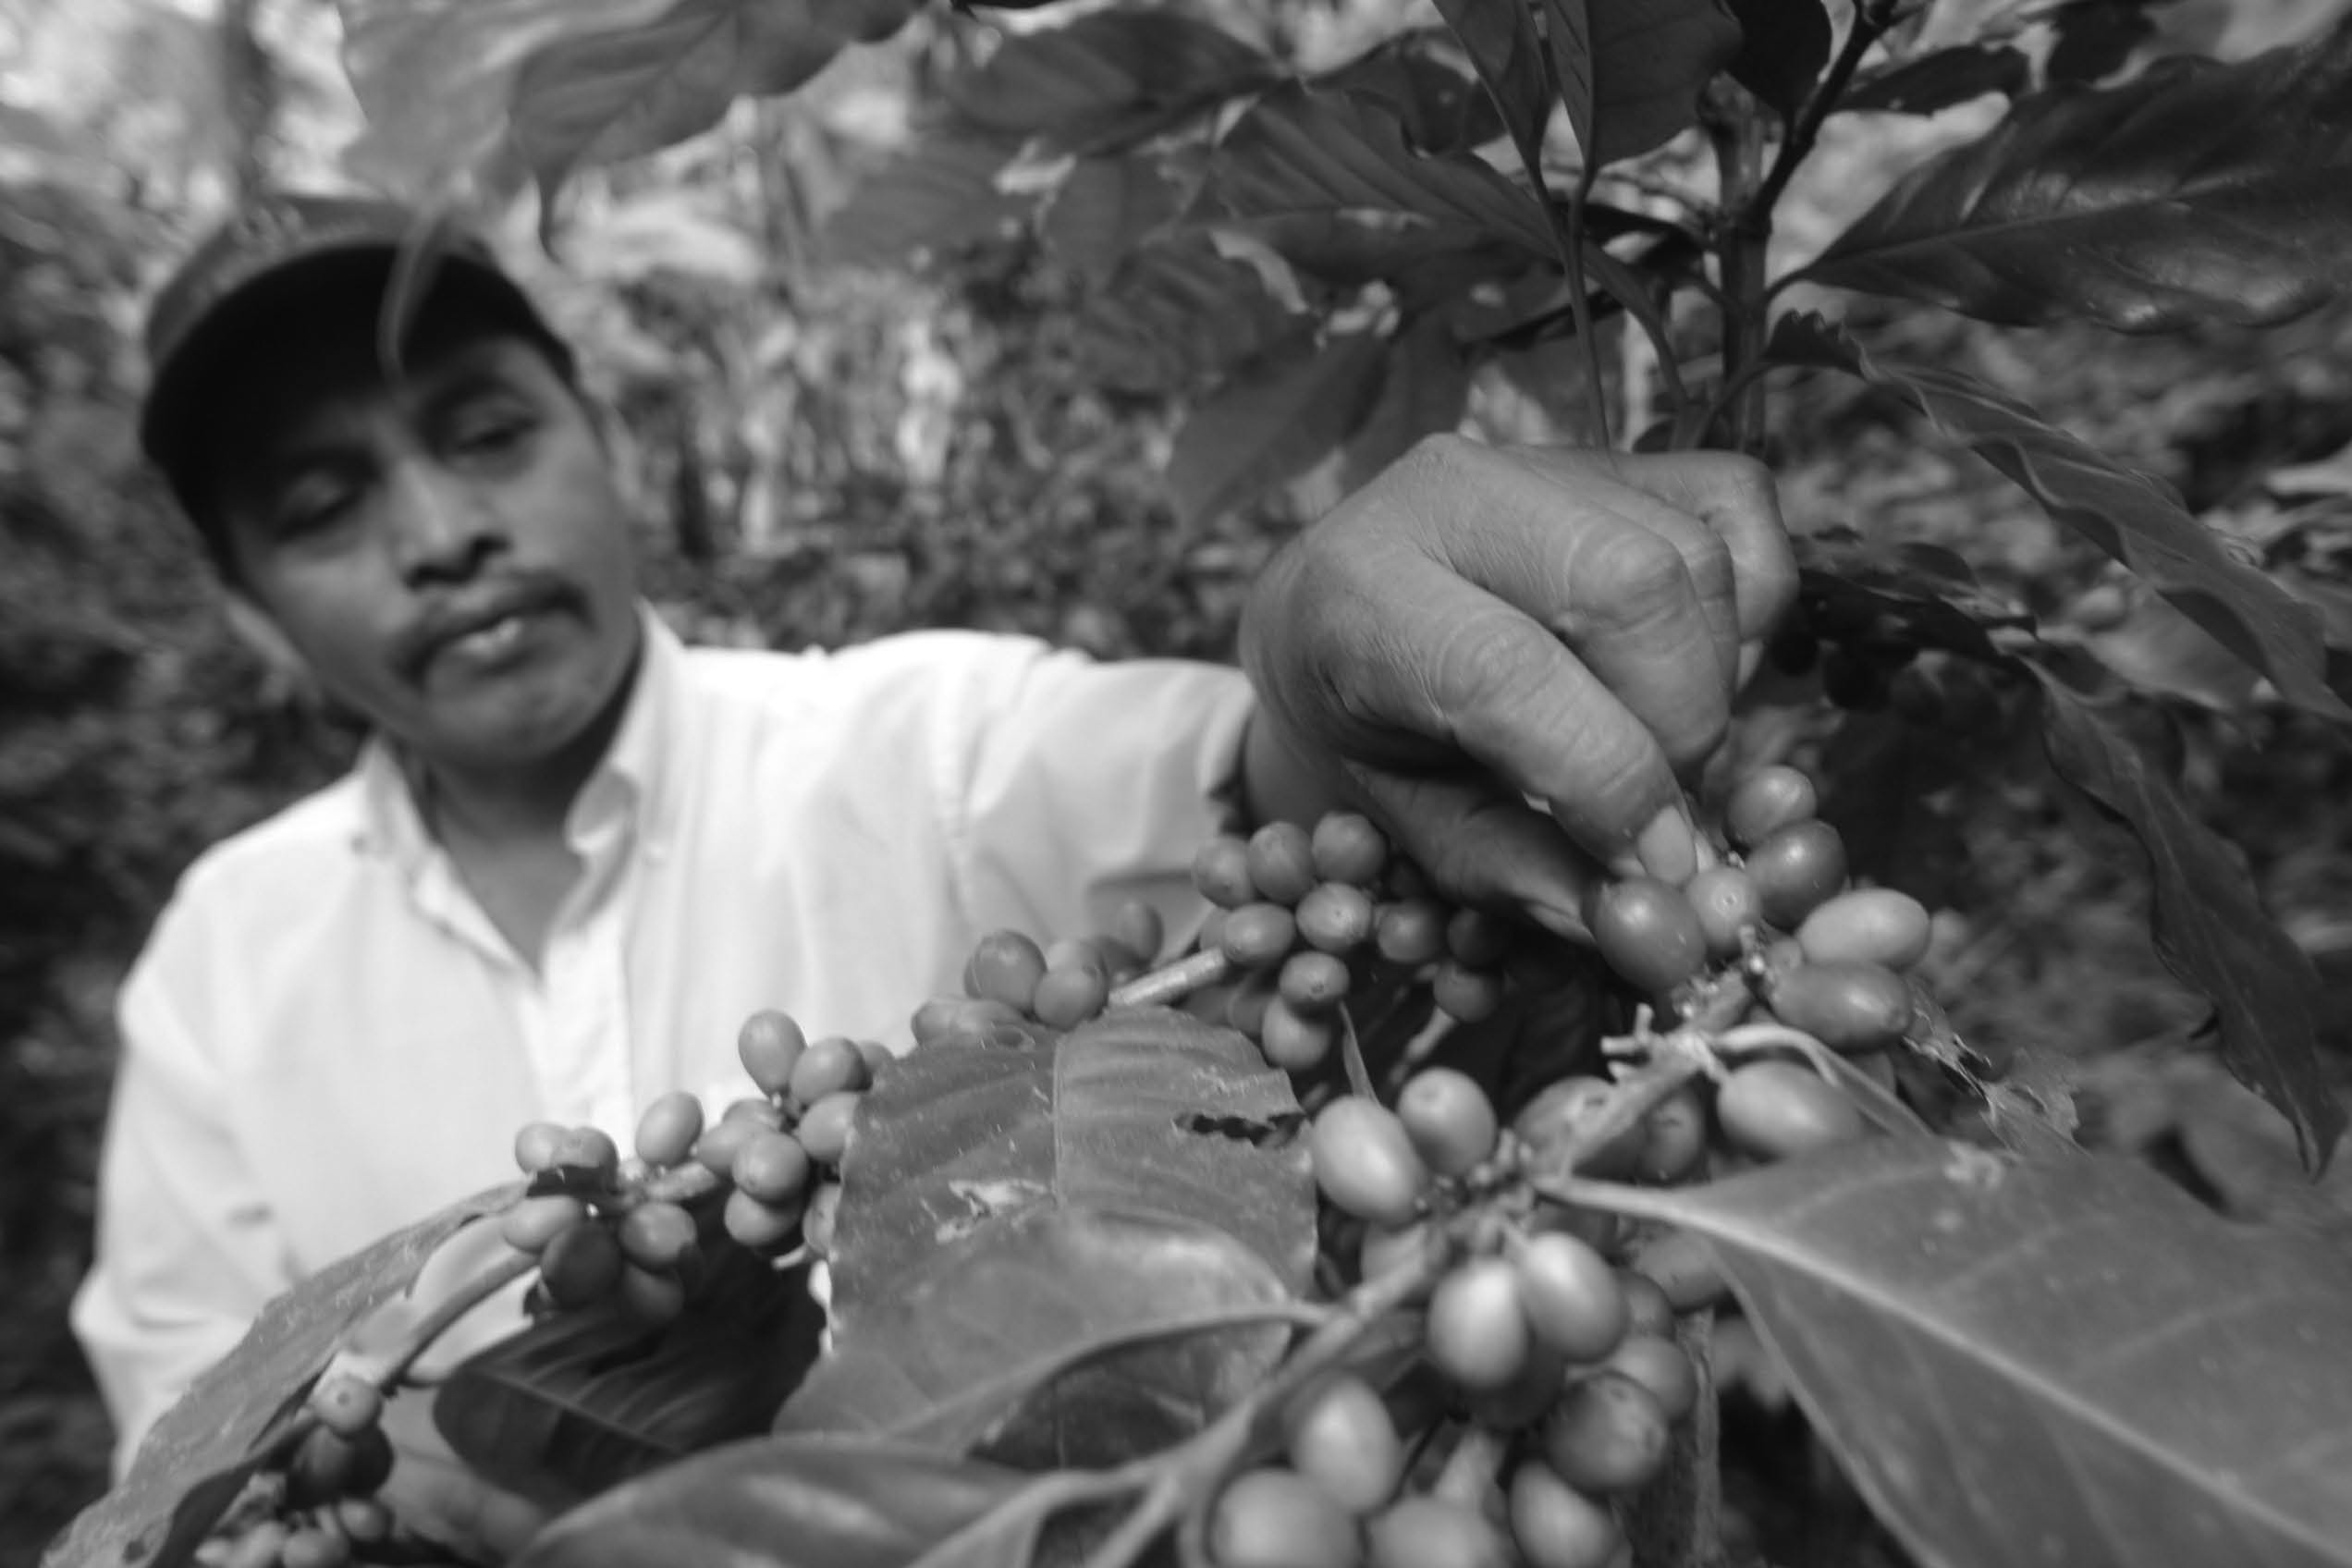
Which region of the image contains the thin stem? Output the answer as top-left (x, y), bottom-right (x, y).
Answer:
top-left (1706, 82), bottom-right (1773, 457)
top-left (1748, 0), bottom-right (1896, 224)
top-left (1109, 948), bottom-right (1234, 1011)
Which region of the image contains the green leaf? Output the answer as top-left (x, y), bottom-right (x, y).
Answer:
top-left (2032, 673), bottom-right (2346, 1174)
top-left (503, 0), bottom-right (919, 206)
top-left (1797, 18), bottom-right (2352, 332)
top-left (938, 6), bottom-right (1274, 152)
top-left (2077, 594), bottom-right (2265, 713)
top-left (1770, 313), bottom-right (2351, 720)
top-left (1537, 0), bottom-right (1745, 168)
top-left (820, 133), bottom-right (1034, 269)
top-left (2043, 0), bottom-right (2159, 85)
top-left (1201, 81), bottom-right (1556, 265)
top-left (1318, 27), bottom-right (1507, 155)
top-left (1431, 0), bottom-right (1558, 178)
top-left (1338, 313), bottom-right (1472, 495)
top-left (1595, 1139), bottom-right (2352, 1568)
top-left (1722, 0), bottom-right (1832, 120)
top-left (435, 1252), bottom-right (824, 1501)
top-left (1168, 330), bottom-right (1391, 527)
top-left (337, 0), bottom-right (677, 197)
top-left (1073, 236), bottom-right (1299, 394)
top-left (43, 1182), bottom-right (524, 1568)
top-left (827, 1009), bottom-right (1316, 1319)
top-left (510, 1436), bottom-right (1037, 1568)
top-left (776, 1207), bottom-right (1292, 1464)
top-left (1039, 156), bottom-right (1186, 284)
top-left (1838, 43), bottom-right (2030, 116)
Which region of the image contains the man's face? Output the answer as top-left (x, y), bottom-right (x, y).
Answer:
top-left (207, 304), bottom-right (643, 776)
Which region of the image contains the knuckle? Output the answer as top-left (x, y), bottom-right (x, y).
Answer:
top-left (1582, 531), bottom-right (1695, 624)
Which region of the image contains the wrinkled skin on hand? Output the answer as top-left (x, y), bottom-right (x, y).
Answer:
top-left (1242, 438), bottom-right (1797, 937)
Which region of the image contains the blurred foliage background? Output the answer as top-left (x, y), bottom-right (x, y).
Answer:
top-left (6, 0), bottom-right (2350, 1561)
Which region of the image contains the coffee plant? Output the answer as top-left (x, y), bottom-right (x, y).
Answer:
top-left (41, 0), bottom-right (2352, 1565)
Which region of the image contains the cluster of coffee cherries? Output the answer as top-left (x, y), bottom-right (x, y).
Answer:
top-left (498, 1010), bottom-right (892, 1314)
top-left (1584, 763), bottom-right (1930, 1060)
top-left (903, 899), bottom-right (1170, 1045)
top-left (1185, 813), bottom-right (1515, 1071)
top-left (190, 1374), bottom-right (396, 1568)
top-left (1201, 767), bottom-right (1933, 1568)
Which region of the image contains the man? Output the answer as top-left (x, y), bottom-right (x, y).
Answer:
top-left (72, 191), bottom-right (1795, 1552)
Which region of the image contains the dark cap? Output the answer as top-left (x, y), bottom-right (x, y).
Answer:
top-left (139, 191), bottom-right (572, 502)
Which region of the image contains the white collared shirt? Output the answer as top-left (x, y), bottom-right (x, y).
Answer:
top-left (71, 607), bottom-right (1255, 1469)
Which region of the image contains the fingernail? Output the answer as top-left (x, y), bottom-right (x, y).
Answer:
top-left (1527, 900), bottom-right (1592, 944)
top-left (1635, 803), bottom-right (1698, 886)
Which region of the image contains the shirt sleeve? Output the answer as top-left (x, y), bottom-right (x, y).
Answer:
top-left (70, 917), bottom-right (297, 1479)
top-left (935, 642), bottom-right (1257, 954)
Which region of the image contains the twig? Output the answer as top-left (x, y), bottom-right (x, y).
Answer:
top-left (1749, 0), bottom-right (1897, 247)
top-left (1109, 949), bottom-right (1235, 1011)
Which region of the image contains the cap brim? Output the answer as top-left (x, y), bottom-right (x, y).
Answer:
top-left (139, 243), bottom-right (565, 501)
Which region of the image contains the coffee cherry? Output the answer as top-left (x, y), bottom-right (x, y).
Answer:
top-left (1109, 900), bottom-right (1167, 965)
top-left (1312, 812), bottom-right (1390, 885)
top-left (633, 1091), bottom-right (704, 1170)
top-left (1744, 820), bottom-right (1848, 929)
top-left (692, 1105), bottom-right (775, 1177)
top-left (1544, 1374), bottom-right (1672, 1494)
top-left (1724, 766), bottom-right (1817, 849)
top-left (1628, 1228), bottom-right (1727, 1314)
top-left (279, 1525), bottom-right (351, 1568)
top-left (1795, 888), bottom-right (1932, 972)
top-left (1465, 1335), bottom-right (1569, 1430)
top-left (1513, 1077), bottom-right (1642, 1179)
top-left (287, 1425), bottom-right (390, 1507)
top-left (1430, 960), bottom-right (1504, 1023)
top-left (549, 1126), bottom-right (620, 1186)
top-left (1246, 821), bottom-right (1321, 906)
top-left (964, 929), bottom-right (1048, 1014)
top-left (224, 1521), bottom-right (289, 1568)
top-left (619, 1263), bottom-right (688, 1325)
top-left (1375, 900), bottom-right (1449, 966)
top-left (737, 1010), bottom-right (807, 1097)
top-left (1765, 960), bottom-right (1915, 1050)
top-left (1636, 1084), bottom-right (1708, 1183)
top-left (1297, 882), bottom-right (1377, 953)
top-left (1260, 997), bottom-right (1337, 1072)
top-left (1227, 969), bottom-right (1280, 1038)
top-left (1426, 1256), bottom-right (1532, 1391)
top-left (540, 1220), bottom-right (625, 1307)
top-left (1513, 1231), bottom-right (1628, 1362)
top-left (1615, 1269), bottom-right (1674, 1340)
top-left (1510, 1461), bottom-right (1624, 1568)
top-left (333, 1499), bottom-right (393, 1544)
top-left (795, 1090), bottom-right (863, 1166)
top-left (1716, 1060), bottom-right (1866, 1160)
top-left (1683, 865), bottom-right (1760, 960)
top-left (512, 1121), bottom-right (567, 1174)
top-left (1193, 834), bottom-right (1258, 909)
top-left (1207, 1467), bottom-right (1361, 1568)
top-left (1284, 1373), bottom-right (1403, 1513)
top-left (616, 1200), bottom-right (698, 1272)
top-left (789, 1035), bottom-right (872, 1106)
top-left (1279, 949), bottom-right (1352, 1015)
top-left (733, 1128), bottom-right (815, 1205)
top-left (857, 1040), bottom-right (896, 1079)
top-left (1034, 962), bottom-right (1110, 1029)
top-left (1586, 877), bottom-right (1709, 995)
top-left (1366, 1496), bottom-right (1513, 1568)
top-left (309, 1374), bottom-right (382, 1439)
top-left (722, 1187), bottom-right (802, 1251)
top-left (500, 1194), bottom-right (590, 1256)
top-left (1310, 1099), bottom-right (1428, 1226)
top-left (1600, 1334), bottom-right (1698, 1424)
top-left (1223, 902), bottom-right (1300, 970)
top-left (1445, 908), bottom-right (1514, 968)
top-left (1395, 1068), bottom-right (1499, 1177)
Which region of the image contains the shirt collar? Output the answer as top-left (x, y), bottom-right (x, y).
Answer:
top-left (349, 602), bottom-right (686, 869)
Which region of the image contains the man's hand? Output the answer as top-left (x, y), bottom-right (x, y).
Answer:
top-left (1239, 437), bottom-right (1797, 936)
